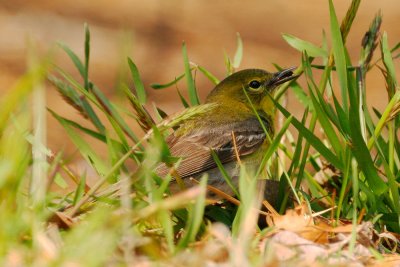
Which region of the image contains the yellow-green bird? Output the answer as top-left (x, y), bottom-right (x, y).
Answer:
top-left (156, 67), bottom-right (297, 198)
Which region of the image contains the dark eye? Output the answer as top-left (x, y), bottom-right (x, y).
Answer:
top-left (249, 80), bottom-right (261, 89)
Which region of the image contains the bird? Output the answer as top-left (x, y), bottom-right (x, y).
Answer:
top-left (155, 67), bottom-right (297, 200)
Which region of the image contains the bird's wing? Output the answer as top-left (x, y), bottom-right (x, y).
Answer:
top-left (155, 117), bottom-right (269, 178)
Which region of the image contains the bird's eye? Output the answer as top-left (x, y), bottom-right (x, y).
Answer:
top-left (249, 80), bottom-right (261, 89)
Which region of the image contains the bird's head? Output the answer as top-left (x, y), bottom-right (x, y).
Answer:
top-left (206, 67), bottom-right (297, 111)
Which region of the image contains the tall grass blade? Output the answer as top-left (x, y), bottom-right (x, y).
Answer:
top-left (340, 0), bottom-right (361, 42)
top-left (84, 23), bottom-right (90, 90)
top-left (233, 32), bottom-right (243, 69)
top-left (329, 0), bottom-right (349, 111)
top-left (177, 176), bottom-right (207, 249)
top-left (177, 89), bottom-right (190, 108)
top-left (182, 42), bottom-right (200, 105)
top-left (256, 116), bottom-right (292, 177)
top-left (198, 65), bottom-right (220, 85)
top-left (348, 110), bottom-right (387, 195)
top-left (30, 47), bottom-right (48, 208)
top-left (127, 57), bottom-right (147, 104)
top-left (150, 72), bottom-right (185, 89)
top-left (211, 150), bottom-right (239, 197)
top-left (58, 42), bottom-right (85, 78)
top-left (274, 99), bottom-right (343, 170)
top-left (51, 111), bottom-right (109, 177)
top-left (73, 172), bottom-right (87, 205)
top-left (381, 32), bottom-right (398, 98)
top-left (92, 85), bottom-right (140, 143)
top-left (282, 33), bottom-right (328, 57)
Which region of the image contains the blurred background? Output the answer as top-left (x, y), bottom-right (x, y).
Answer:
top-left (0, 0), bottom-right (399, 158)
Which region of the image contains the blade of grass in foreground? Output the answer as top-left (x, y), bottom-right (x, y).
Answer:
top-left (30, 46), bottom-right (48, 207)
top-left (233, 32), bottom-right (243, 69)
top-left (182, 42), bottom-right (200, 106)
top-left (255, 116), bottom-right (292, 178)
top-left (349, 158), bottom-right (359, 254)
top-left (211, 150), bottom-right (240, 197)
top-left (177, 89), bottom-right (190, 108)
top-left (92, 85), bottom-right (139, 142)
top-left (273, 98), bottom-right (343, 170)
top-left (329, 0), bottom-right (349, 111)
top-left (72, 172), bottom-right (87, 205)
top-left (348, 98), bottom-right (387, 195)
top-left (380, 32), bottom-right (400, 227)
top-left (51, 110), bottom-right (109, 177)
top-left (381, 32), bottom-right (398, 98)
top-left (340, 0), bottom-right (361, 42)
top-left (282, 33), bottom-right (328, 58)
top-left (84, 23), bottom-right (90, 91)
top-left (0, 64), bottom-right (48, 135)
top-left (198, 65), bottom-right (220, 85)
top-left (150, 72), bottom-right (185, 89)
top-left (58, 42), bottom-right (85, 78)
top-left (176, 176), bottom-right (207, 250)
top-left (158, 209), bottom-right (175, 254)
top-left (48, 109), bottom-right (127, 152)
top-left (127, 57), bottom-right (147, 104)
top-left (54, 66), bottom-right (105, 133)
top-left (232, 166), bottom-right (259, 243)
top-left (308, 89), bottom-right (342, 156)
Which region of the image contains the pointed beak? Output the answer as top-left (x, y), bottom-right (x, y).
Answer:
top-left (267, 66), bottom-right (298, 87)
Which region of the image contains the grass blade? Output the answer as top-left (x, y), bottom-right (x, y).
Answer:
top-left (177, 176), bottom-right (207, 249)
top-left (256, 116), bottom-right (293, 177)
top-left (198, 65), bottom-right (220, 85)
top-left (282, 33), bottom-right (328, 57)
top-left (84, 23), bottom-right (90, 90)
top-left (92, 85), bottom-right (140, 143)
top-left (48, 109), bottom-right (126, 151)
top-left (58, 42), bottom-right (85, 78)
top-left (348, 111), bottom-right (387, 195)
top-left (51, 110), bottom-right (109, 177)
top-left (182, 42), bottom-right (200, 105)
top-left (127, 57), bottom-right (147, 104)
top-left (273, 98), bottom-right (343, 170)
top-left (340, 0), bottom-right (361, 42)
top-left (73, 173), bottom-right (87, 205)
top-left (381, 32), bottom-right (398, 98)
top-left (233, 32), bottom-right (243, 69)
top-left (177, 89), bottom-right (190, 108)
top-left (329, 0), bottom-right (349, 110)
top-left (150, 72), bottom-right (185, 89)
top-left (308, 90), bottom-right (342, 156)
top-left (211, 150), bottom-right (240, 197)
top-left (290, 81), bottom-right (311, 108)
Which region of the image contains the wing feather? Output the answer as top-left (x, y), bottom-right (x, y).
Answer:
top-left (156, 117), bottom-right (269, 178)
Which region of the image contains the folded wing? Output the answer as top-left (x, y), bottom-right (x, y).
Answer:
top-left (156, 117), bottom-right (269, 178)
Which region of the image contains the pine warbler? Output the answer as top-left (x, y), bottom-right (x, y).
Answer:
top-left (156, 67), bottom-right (297, 198)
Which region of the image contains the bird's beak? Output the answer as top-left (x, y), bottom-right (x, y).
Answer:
top-left (267, 66), bottom-right (298, 87)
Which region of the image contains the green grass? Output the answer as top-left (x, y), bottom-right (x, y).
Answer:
top-left (0, 0), bottom-right (399, 265)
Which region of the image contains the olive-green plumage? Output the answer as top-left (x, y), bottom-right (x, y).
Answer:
top-left (156, 67), bottom-right (296, 196)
